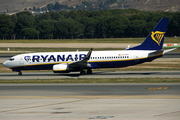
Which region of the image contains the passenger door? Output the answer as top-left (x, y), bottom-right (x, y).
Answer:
top-left (19, 56), bottom-right (24, 65)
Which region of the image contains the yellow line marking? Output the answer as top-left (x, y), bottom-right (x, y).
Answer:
top-left (147, 86), bottom-right (169, 90)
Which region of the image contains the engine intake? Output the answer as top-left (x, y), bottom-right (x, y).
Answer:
top-left (53, 64), bottom-right (69, 73)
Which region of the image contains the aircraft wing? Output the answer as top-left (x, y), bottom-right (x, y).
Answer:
top-left (68, 48), bottom-right (93, 68)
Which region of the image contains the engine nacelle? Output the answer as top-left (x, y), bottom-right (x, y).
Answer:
top-left (53, 64), bottom-right (70, 73)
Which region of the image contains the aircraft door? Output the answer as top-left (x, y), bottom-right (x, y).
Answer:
top-left (19, 56), bottom-right (24, 65)
top-left (135, 52), bottom-right (139, 62)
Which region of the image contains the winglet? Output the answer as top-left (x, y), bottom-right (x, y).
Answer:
top-left (84, 48), bottom-right (93, 60)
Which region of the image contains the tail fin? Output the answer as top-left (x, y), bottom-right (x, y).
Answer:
top-left (128, 18), bottom-right (169, 50)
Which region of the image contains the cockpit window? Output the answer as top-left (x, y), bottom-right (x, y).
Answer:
top-left (9, 58), bottom-right (15, 61)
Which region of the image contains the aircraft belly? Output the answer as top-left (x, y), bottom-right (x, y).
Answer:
top-left (90, 60), bottom-right (137, 68)
top-left (12, 64), bottom-right (54, 71)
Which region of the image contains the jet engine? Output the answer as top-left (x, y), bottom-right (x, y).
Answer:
top-left (53, 64), bottom-right (70, 73)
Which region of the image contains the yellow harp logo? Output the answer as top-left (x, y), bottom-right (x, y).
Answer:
top-left (151, 31), bottom-right (165, 46)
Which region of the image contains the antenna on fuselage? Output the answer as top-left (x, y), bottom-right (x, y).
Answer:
top-left (125, 45), bottom-right (130, 50)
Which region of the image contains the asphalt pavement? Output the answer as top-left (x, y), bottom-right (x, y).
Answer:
top-left (0, 83), bottom-right (180, 120)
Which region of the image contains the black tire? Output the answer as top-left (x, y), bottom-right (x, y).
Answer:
top-left (80, 70), bottom-right (86, 75)
top-left (87, 69), bottom-right (92, 74)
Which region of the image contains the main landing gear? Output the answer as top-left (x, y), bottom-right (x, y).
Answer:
top-left (87, 69), bottom-right (92, 74)
top-left (80, 69), bottom-right (92, 75)
top-left (18, 71), bottom-right (22, 75)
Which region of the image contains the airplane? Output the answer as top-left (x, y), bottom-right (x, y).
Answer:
top-left (3, 18), bottom-right (176, 75)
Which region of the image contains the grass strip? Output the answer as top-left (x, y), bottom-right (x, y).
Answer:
top-left (0, 37), bottom-right (180, 43)
top-left (0, 47), bottom-right (123, 52)
top-left (0, 38), bottom-right (146, 43)
top-left (0, 78), bottom-right (180, 83)
top-left (0, 47), bottom-right (180, 54)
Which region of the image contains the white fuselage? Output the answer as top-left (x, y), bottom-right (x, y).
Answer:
top-left (3, 50), bottom-right (160, 72)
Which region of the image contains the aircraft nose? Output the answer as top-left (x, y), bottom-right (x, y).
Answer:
top-left (2, 61), bottom-right (8, 67)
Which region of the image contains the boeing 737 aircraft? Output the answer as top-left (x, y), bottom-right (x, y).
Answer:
top-left (3, 18), bottom-right (176, 75)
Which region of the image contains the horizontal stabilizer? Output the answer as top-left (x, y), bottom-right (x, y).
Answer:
top-left (148, 50), bottom-right (164, 57)
top-left (164, 48), bottom-right (177, 54)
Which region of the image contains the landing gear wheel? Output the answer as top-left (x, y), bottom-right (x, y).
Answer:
top-left (18, 71), bottom-right (22, 75)
top-left (80, 70), bottom-right (86, 75)
top-left (87, 69), bottom-right (92, 74)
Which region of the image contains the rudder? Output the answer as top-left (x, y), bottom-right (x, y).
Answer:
top-left (128, 18), bottom-right (169, 50)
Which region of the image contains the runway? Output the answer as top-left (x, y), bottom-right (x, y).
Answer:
top-left (0, 71), bottom-right (180, 79)
top-left (0, 83), bottom-right (180, 120)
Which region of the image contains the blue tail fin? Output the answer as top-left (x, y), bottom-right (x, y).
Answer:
top-left (128, 18), bottom-right (169, 50)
